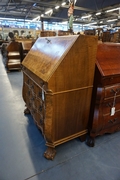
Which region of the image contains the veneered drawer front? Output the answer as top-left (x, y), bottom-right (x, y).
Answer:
top-left (102, 75), bottom-right (120, 86)
top-left (103, 111), bottom-right (120, 129)
top-left (102, 98), bottom-right (120, 115)
top-left (104, 84), bottom-right (120, 98)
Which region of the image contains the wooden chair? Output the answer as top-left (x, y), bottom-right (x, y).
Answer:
top-left (6, 41), bottom-right (22, 72)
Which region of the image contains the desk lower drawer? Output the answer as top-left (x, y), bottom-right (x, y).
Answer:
top-left (102, 98), bottom-right (120, 115)
top-left (103, 111), bottom-right (120, 129)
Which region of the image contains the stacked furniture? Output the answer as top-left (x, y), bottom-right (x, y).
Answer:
top-left (6, 41), bottom-right (22, 71)
top-left (87, 42), bottom-right (120, 147)
top-left (22, 35), bottom-right (98, 160)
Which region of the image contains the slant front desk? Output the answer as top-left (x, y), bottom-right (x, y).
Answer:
top-left (22, 35), bottom-right (98, 160)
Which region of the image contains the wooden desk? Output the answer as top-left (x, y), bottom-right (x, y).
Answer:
top-left (22, 35), bottom-right (98, 159)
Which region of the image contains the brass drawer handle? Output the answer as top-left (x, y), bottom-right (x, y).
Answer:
top-left (106, 103), bottom-right (112, 107)
top-left (108, 118), bottom-right (117, 124)
top-left (110, 89), bottom-right (116, 93)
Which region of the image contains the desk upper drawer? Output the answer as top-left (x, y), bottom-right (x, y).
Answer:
top-left (104, 84), bottom-right (120, 98)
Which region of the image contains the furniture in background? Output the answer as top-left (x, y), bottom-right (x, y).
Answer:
top-left (57, 30), bottom-right (70, 36)
top-left (22, 35), bottom-right (98, 160)
top-left (21, 41), bottom-right (33, 60)
top-left (87, 42), bottom-right (120, 147)
top-left (6, 41), bottom-right (22, 72)
top-left (102, 31), bottom-right (111, 42)
top-left (40, 31), bottom-right (56, 37)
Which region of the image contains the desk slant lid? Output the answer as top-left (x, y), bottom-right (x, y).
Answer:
top-left (96, 43), bottom-right (120, 76)
top-left (22, 35), bottom-right (97, 83)
top-left (22, 35), bottom-right (78, 82)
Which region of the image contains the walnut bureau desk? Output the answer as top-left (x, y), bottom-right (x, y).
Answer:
top-left (87, 42), bottom-right (120, 147)
top-left (22, 35), bottom-right (98, 159)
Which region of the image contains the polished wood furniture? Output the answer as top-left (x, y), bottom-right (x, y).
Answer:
top-left (110, 32), bottom-right (120, 43)
top-left (22, 35), bottom-right (98, 159)
top-left (6, 41), bottom-right (22, 71)
top-left (87, 42), bottom-right (120, 147)
top-left (40, 31), bottom-right (56, 37)
top-left (102, 31), bottom-right (111, 42)
top-left (84, 29), bottom-right (95, 36)
top-left (21, 41), bottom-right (33, 60)
top-left (58, 30), bottom-right (70, 36)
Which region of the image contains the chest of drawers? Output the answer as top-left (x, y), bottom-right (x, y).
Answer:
top-left (22, 35), bottom-right (98, 159)
top-left (87, 43), bottom-right (120, 147)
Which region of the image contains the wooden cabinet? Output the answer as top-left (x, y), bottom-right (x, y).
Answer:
top-left (22, 35), bottom-right (98, 159)
top-left (87, 42), bottom-right (120, 147)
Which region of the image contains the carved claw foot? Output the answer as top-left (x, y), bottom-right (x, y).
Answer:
top-left (44, 147), bottom-right (56, 160)
top-left (86, 136), bottom-right (95, 147)
top-left (24, 107), bottom-right (30, 114)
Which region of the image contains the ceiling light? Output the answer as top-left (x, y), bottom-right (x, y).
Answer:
top-left (106, 7), bottom-right (120, 13)
top-left (61, 2), bottom-right (66, 6)
top-left (55, 6), bottom-right (60, 9)
top-left (107, 19), bottom-right (117, 22)
top-left (31, 16), bottom-right (40, 21)
top-left (96, 12), bottom-right (101, 16)
top-left (45, 9), bottom-right (53, 15)
top-left (81, 15), bottom-right (92, 19)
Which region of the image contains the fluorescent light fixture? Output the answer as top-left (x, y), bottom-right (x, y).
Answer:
top-left (106, 7), bottom-right (120, 13)
top-left (81, 15), bottom-right (91, 19)
top-left (32, 16), bottom-right (40, 21)
top-left (96, 12), bottom-right (101, 15)
top-left (107, 19), bottom-right (117, 22)
top-left (61, 2), bottom-right (66, 6)
top-left (45, 9), bottom-right (53, 14)
top-left (41, 14), bottom-right (44, 17)
top-left (55, 6), bottom-right (60, 9)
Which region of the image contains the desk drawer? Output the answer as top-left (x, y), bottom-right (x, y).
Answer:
top-left (103, 111), bottom-right (120, 129)
top-left (104, 84), bottom-right (120, 98)
top-left (102, 98), bottom-right (120, 115)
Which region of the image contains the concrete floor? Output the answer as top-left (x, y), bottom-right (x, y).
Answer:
top-left (0, 52), bottom-right (120, 180)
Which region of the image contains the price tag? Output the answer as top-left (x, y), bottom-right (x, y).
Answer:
top-left (111, 107), bottom-right (115, 116)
